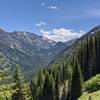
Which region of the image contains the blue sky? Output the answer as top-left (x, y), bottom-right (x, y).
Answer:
top-left (0, 0), bottom-right (100, 41)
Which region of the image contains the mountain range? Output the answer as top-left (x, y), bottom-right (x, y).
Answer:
top-left (0, 28), bottom-right (76, 78)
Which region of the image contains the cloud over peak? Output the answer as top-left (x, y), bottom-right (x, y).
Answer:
top-left (41, 28), bottom-right (85, 42)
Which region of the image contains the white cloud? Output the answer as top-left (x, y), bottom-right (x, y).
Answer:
top-left (40, 28), bottom-right (85, 42)
top-left (48, 6), bottom-right (59, 10)
top-left (41, 2), bottom-right (45, 6)
top-left (35, 21), bottom-right (47, 27)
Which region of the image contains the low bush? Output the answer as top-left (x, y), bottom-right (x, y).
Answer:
top-left (84, 74), bottom-right (100, 92)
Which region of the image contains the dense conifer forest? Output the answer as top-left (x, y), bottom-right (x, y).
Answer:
top-left (0, 27), bottom-right (100, 100)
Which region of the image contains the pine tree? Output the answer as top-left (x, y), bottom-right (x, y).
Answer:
top-left (12, 64), bottom-right (31, 100)
top-left (37, 70), bottom-right (44, 100)
top-left (70, 59), bottom-right (83, 100)
top-left (30, 71), bottom-right (44, 100)
top-left (30, 79), bottom-right (37, 100)
top-left (0, 66), bottom-right (16, 100)
top-left (42, 71), bottom-right (55, 100)
top-left (95, 31), bottom-right (100, 74)
top-left (66, 63), bottom-right (72, 100)
top-left (55, 71), bottom-right (60, 100)
top-left (37, 70), bottom-right (44, 87)
top-left (62, 64), bottom-right (67, 81)
top-left (83, 37), bottom-right (90, 80)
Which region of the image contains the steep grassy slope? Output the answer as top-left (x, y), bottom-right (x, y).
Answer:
top-left (78, 74), bottom-right (100, 100)
top-left (78, 90), bottom-right (100, 100)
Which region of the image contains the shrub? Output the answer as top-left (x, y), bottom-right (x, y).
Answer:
top-left (84, 74), bottom-right (100, 92)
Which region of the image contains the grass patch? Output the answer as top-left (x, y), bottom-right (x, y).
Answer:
top-left (78, 90), bottom-right (100, 100)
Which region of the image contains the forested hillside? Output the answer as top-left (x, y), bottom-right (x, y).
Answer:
top-left (30, 26), bottom-right (100, 100)
top-left (0, 26), bottom-right (100, 100)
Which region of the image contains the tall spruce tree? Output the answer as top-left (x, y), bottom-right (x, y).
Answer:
top-left (30, 79), bottom-right (38, 100)
top-left (42, 71), bottom-right (55, 100)
top-left (30, 71), bottom-right (44, 100)
top-left (12, 64), bottom-right (31, 100)
top-left (37, 70), bottom-right (44, 100)
top-left (95, 31), bottom-right (100, 74)
top-left (70, 59), bottom-right (83, 100)
top-left (55, 71), bottom-right (60, 100)
top-left (62, 64), bottom-right (67, 81)
top-left (66, 63), bottom-right (72, 100)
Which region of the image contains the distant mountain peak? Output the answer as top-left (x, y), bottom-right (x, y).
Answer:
top-left (88, 25), bottom-right (100, 35)
top-left (0, 28), bottom-right (6, 33)
top-left (40, 36), bottom-right (56, 43)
